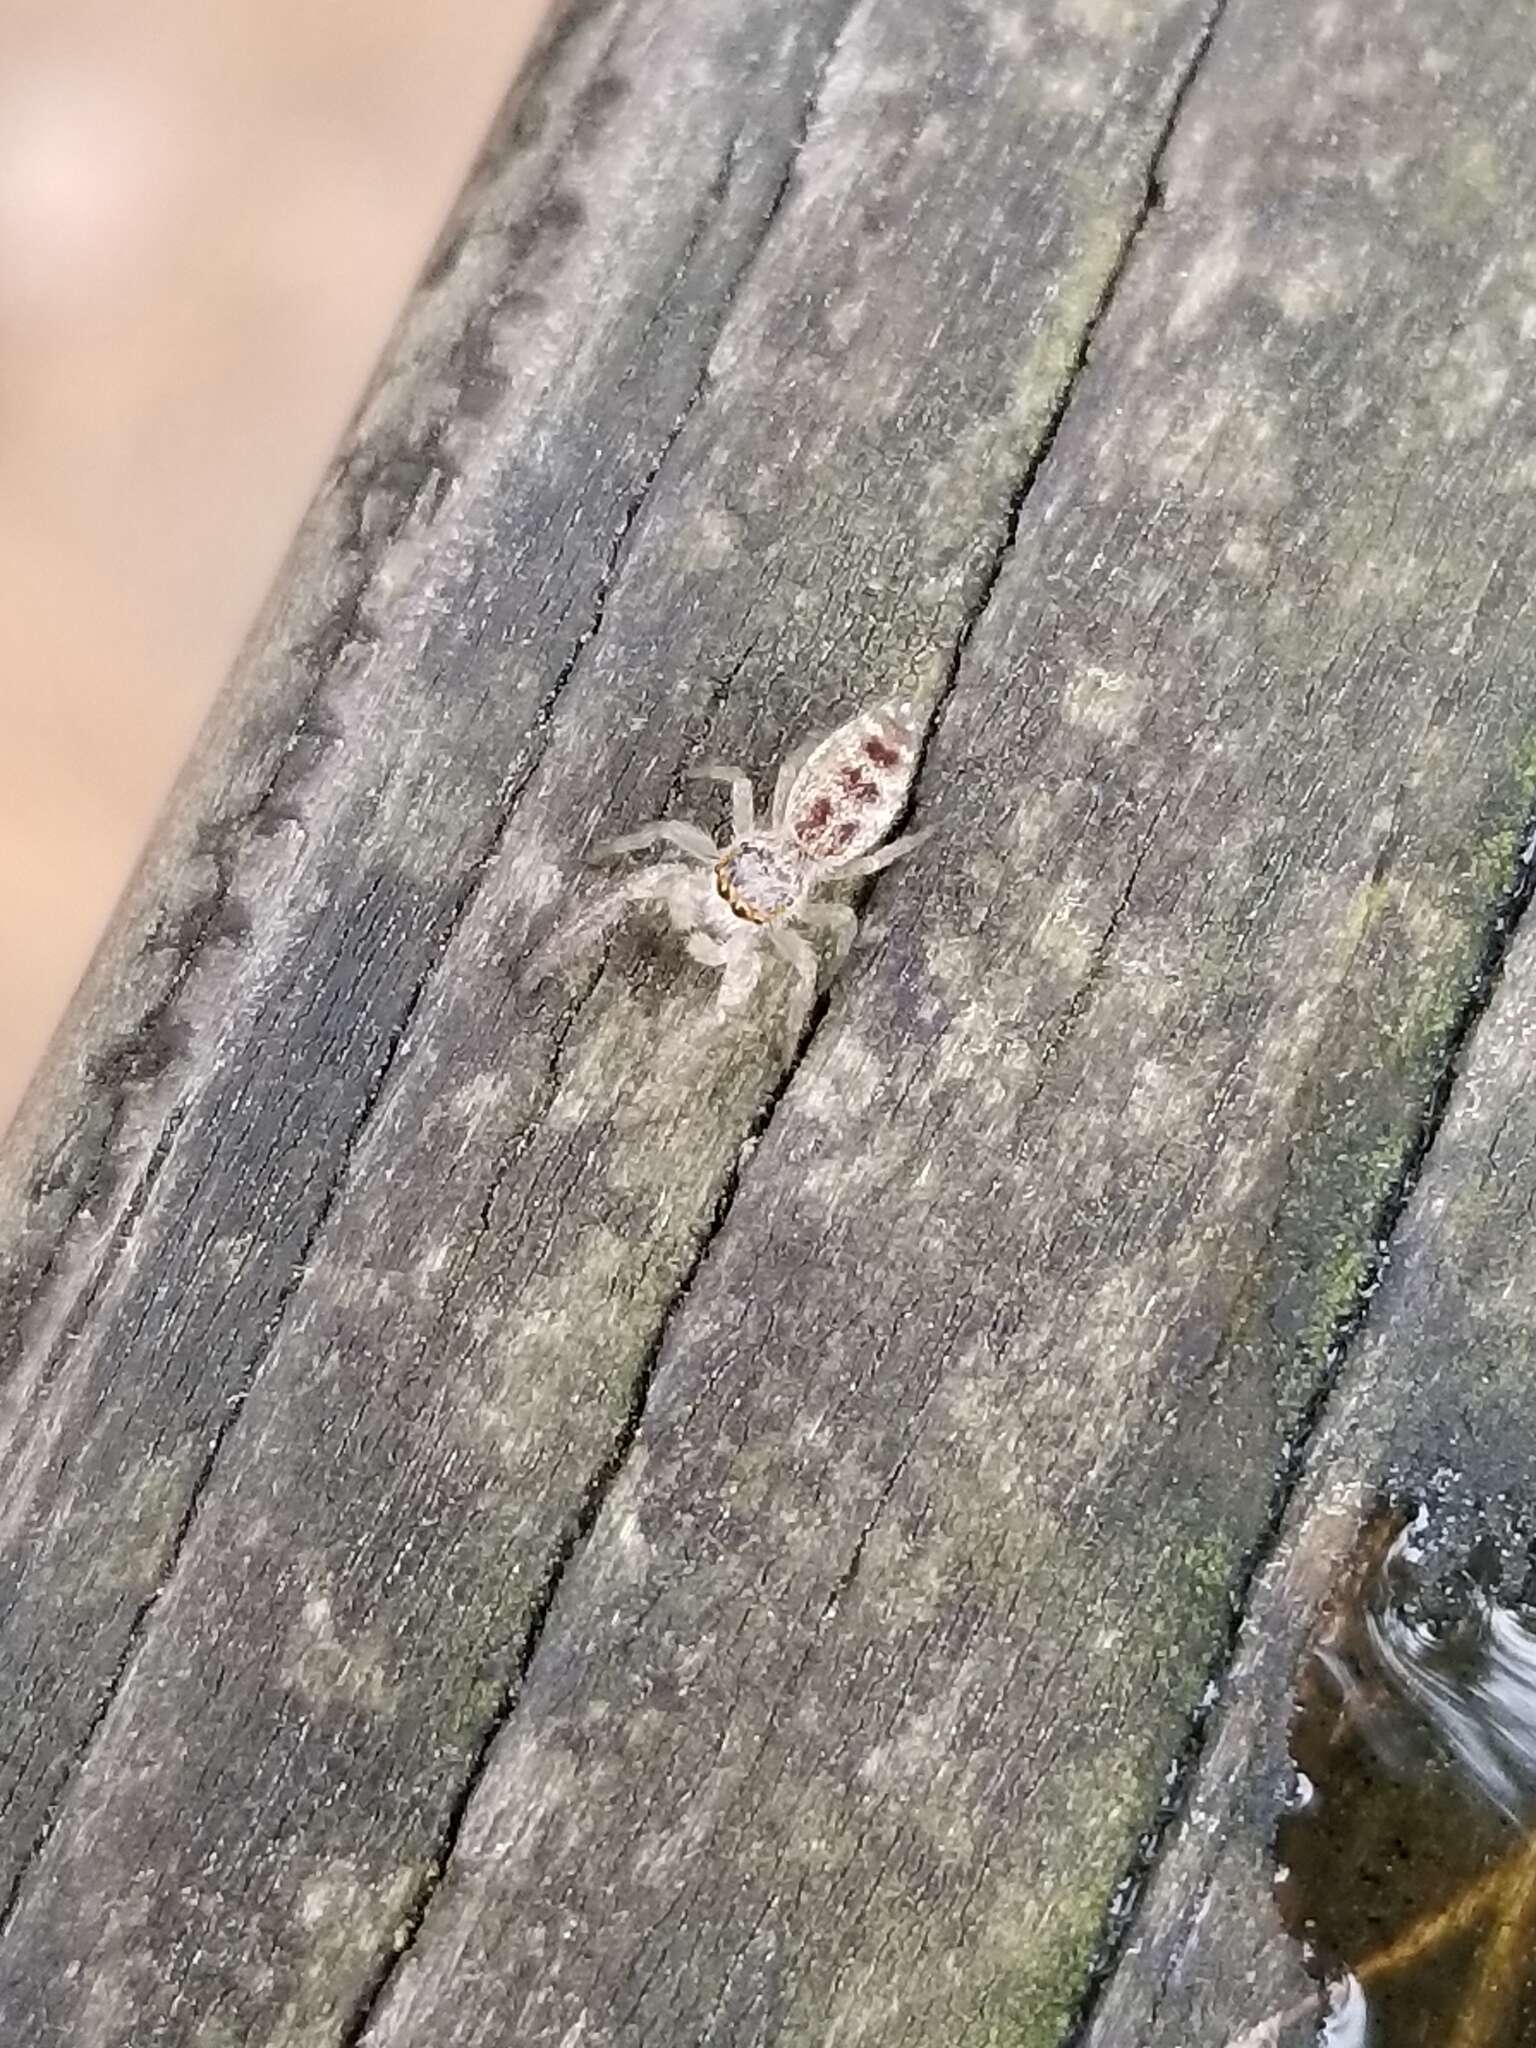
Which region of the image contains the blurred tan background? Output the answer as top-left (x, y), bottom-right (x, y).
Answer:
top-left (0, 0), bottom-right (554, 1132)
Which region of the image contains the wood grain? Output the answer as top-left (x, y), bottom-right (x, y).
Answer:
top-left (349, 1), bottom-right (1536, 2043)
top-left (6, 0), bottom-right (1536, 2040)
top-left (0, 0), bottom-right (865, 1916)
top-left (1084, 840), bottom-right (1536, 2048)
top-left (0, 0), bottom-right (1232, 2039)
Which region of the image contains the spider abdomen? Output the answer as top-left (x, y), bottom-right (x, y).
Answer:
top-left (785, 702), bottom-right (919, 865)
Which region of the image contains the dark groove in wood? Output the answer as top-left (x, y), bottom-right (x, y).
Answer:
top-left (1066, 783), bottom-right (1536, 2046)
top-left (333, 7), bottom-right (1246, 2032)
top-left (0, 0), bottom-right (867, 1949)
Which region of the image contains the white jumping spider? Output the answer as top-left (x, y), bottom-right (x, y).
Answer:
top-left (561, 700), bottom-right (929, 1036)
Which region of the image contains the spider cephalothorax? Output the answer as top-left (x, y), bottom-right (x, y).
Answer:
top-left (714, 840), bottom-right (805, 922)
top-left (558, 700), bottom-right (929, 1040)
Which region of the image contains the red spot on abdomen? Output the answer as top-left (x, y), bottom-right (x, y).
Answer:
top-left (864, 734), bottom-right (903, 769)
top-left (797, 795), bottom-right (833, 834)
top-left (839, 765), bottom-right (880, 804)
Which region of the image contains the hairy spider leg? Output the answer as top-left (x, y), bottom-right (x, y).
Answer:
top-left (715, 938), bottom-right (765, 1014)
top-left (594, 820), bottom-right (718, 864)
top-left (828, 826), bottom-right (933, 880)
top-left (768, 922), bottom-right (821, 1042)
top-left (685, 763), bottom-right (757, 841)
top-left (798, 899), bottom-right (858, 964)
top-left (528, 859), bottom-right (704, 983)
top-left (770, 731), bottom-right (825, 829)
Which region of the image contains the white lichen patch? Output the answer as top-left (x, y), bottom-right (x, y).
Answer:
top-left (1030, 890), bottom-right (1111, 982)
top-left (1060, 662), bottom-right (1151, 742)
top-left (541, 988), bottom-right (717, 1136)
top-left (1431, 318), bottom-right (1510, 440)
top-left (499, 818), bottom-right (568, 926)
top-left (973, 0), bottom-right (1035, 67)
top-left (296, 1858), bottom-right (376, 1933)
top-left (855, 1691), bottom-right (967, 1795)
top-left (1001, 772), bottom-right (1096, 867)
top-left (462, 1216), bottom-right (633, 1396)
top-left (1222, 531), bottom-right (1277, 584)
top-left (1269, 245), bottom-right (1360, 325)
top-left (1395, 879), bottom-right (1465, 965)
top-left (1140, 366), bottom-right (1298, 509)
top-left (1070, 1260), bottom-right (1209, 1468)
top-left (795, 1025), bottom-right (888, 1131)
top-left (367, 482), bottom-right (458, 612)
top-left (1120, 1054), bottom-right (1206, 1141)
top-left (609, 1499), bottom-right (655, 1577)
top-left (274, 1858), bottom-right (427, 2041)
top-left (1053, 0), bottom-right (1142, 42)
top-left (1165, 220), bottom-right (1248, 339)
top-left (1034, 54), bottom-right (1121, 116)
top-left (282, 1590), bottom-right (398, 1716)
top-left (478, 1731), bottom-right (583, 1867)
top-left (1451, 133), bottom-right (1505, 212)
top-left (444, 1067), bottom-right (532, 1131)
top-left (790, 36), bottom-right (907, 224)
top-left (686, 502), bottom-right (748, 571)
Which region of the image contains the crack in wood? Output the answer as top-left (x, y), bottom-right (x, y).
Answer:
top-left (0, 955), bottom-right (437, 1952)
top-left (10, 0), bottom-right (1478, 2029)
top-left (1068, 742), bottom-right (1536, 2046)
top-left (324, 2), bottom-right (1279, 2038)
top-left (0, 0), bottom-right (871, 1953)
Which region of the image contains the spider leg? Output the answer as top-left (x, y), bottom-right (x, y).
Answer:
top-left (593, 820), bottom-right (718, 864)
top-left (685, 764), bottom-right (757, 840)
top-left (828, 825), bottom-right (933, 881)
top-left (770, 732), bottom-right (825, 828)
top-left (611, 861), bottom-right (701, 909)
top-left (685, 932), bottom-right (730, 968)
top-left (767, 923), bottom-right (821, 1046)
top-left (529, 860), bottom-right (700, 979)
top-left (711, 933), bottom-right (763, 1017)
top-left (799, 900), bottom-right (858, 967)
top-left (638, 866), bottom-right (717, 935)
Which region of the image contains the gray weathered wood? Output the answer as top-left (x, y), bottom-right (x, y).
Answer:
top-left (334, 2), bottom-right (1536, 2045)
top-left (6, 0), bottom-right (1536, 2040)
top-left (1, 0), bottom-right (866, 1923)
top-left (1083, 868), bottom-right (1536, 2048)
top-left (0, 0), bottom-right (1244, 2040)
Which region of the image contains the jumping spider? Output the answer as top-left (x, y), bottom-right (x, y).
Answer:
top-left (564, 701), bottom-right (929, 1037)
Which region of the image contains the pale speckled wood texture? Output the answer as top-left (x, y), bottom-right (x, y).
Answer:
top-left (1085, 872), bottom-right (1536, 2048)
top-left (3, 0), bottom-right (1536, 2042)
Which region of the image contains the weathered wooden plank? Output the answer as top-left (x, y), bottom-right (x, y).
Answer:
top-left (2, 0), bottom-right (866, 1911)
top-left (0, 0), bottom-right (1225, 2040)
top-left (324, 1), bottom-right (1536, 2044)
top-left (0, 0), bottom-right (844, 1313)
top-left (1082, 881), bottom-right (1536, 2048)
